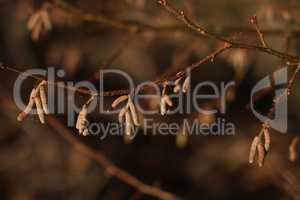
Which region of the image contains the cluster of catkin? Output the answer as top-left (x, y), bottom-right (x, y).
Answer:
top-left (17, 81), bottom-right (49, 123)
top-left (160, 76), bottom-right (190, 115)
top-left (112, 95), bottom-right (139, 143)
top-left (249, 125), bottom-right (270, 167)
top-left (27, 4), bottom-right (52, 41)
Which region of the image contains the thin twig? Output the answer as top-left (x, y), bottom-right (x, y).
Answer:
top-left (157, 0), bottom-right (300, 63)
top-left (52, 1), bottom-right (300, 37)
top-left (0, 44), bottom-right (230, 98)
top-left (250, 15), bottom-right (268, 48)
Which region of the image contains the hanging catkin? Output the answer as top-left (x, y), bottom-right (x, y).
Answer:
top-left (128, 96), bottom-right (139, 126)
top-left (39, 84), bottom-right (49, 114)
top-left (17, 88), bottom-right (37, 121)
top-left (34, 93), bottom-right (45, 124)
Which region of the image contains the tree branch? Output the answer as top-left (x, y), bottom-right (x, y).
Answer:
top-left (48, 116), bottom-right (182, 200)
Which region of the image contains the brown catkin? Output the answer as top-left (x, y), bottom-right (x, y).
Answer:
top-left (31, 20), bottom-right (42, 41)
top-left (118, 107), bottom-right (127, 123)
top-left (34, 95), bottom-right (45, 124)
top-left (124, 111), bottom-right (133, 143)
top-left (128, 96), bottom-right (139, 126)
top-left (182, 76), bottom-right (190, 93)
top-left (39, 85), bottom-right (49, 114)
top-left (160, 97), bottom-right (167, 115)
top-left (263, 128), bottom-right (270, 151)
top-left (27, 13), bottom-right (40, 30)
top-left (82, 128), bottom-right (89, 136)
top-left (164, 95), bottom-right (173, 107)
top-left (17, 89), bottom-right (37, 121)
top-left (249, 136), bottom-right (259, 164)
top-left (40, 10), bottom-right (52, 30)
top-left (173, 77), bottom-right (182, 93)
top-left (111, 95), bottom-right (128, 108)
top-left (289, 137), bottom-right (300, 162)
top-left (173, 85), bottom-right (181, 93)
top-left (257, 143), bottom-right (265, 167)
top-left (125, 111), bottom-right (132, 136)
top-left (17, 112), bottom-right (28, 122)
top-left (78, 105), bottom-right (87, 134)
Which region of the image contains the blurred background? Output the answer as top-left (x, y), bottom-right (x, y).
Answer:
top-left (1, 0), bottom-right (300, 199)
